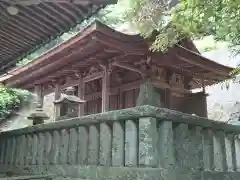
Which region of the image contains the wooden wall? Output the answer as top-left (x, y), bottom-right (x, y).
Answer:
top-left (80, 84), bottom-right (207, 117)
top-left (85, 88), bottom-right (140, 115)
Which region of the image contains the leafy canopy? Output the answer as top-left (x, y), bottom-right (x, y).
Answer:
top-left (0, 88), bottom-right (32, 120)
top-left (127, 0), bottom-right (240, 54)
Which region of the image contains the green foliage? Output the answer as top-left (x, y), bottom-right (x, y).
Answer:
top-left (173, 0), bottom-right (240, 54)
top-left (127, 0), bottom-right (240, 54)
top-left (0, 88), bottom-right (32, 120)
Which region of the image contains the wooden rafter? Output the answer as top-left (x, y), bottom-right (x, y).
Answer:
top-left (0, 0), bottom-right (116, 73)
top-left (112, 61), bottom-right (147, 78)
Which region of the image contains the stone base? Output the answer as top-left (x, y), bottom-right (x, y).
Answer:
top-left (0, 165), bottom-right (240, 180)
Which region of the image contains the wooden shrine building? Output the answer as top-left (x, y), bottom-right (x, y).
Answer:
top-left (1, 21), bottom-right (233, 119)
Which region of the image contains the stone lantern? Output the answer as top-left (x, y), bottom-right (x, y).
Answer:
top-left (27, 103), bottom-right (49, 125)
top-left (54, 86), bottom-right (85, 121)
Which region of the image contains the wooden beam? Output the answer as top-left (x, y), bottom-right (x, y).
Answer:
top-left (67, 2), bottom-right (85, 17)
top-left (78, 76), bottom-right (85, 116)
top-left (17, 6), bottom-right (58, 34)
top-left (24, 5), bottom-right (62, 30)
top-left (201, 75), bottom-right (206, 93)
top-left (63, 71), bottom-right (104, 89)
top-left (36, 4), bottom-right (69, 29)
top-left (43, 3), bottom-right (75, 25)
top-left (0, 4), bottom-right (46, 41)
top-left (6, 40), bottom-right (98, 87)
top-left (53, 82), bottom-right (61, 121)
top-left (42, 71), bottom-right (104, 95)
top-left (94, 34), bottom-right (147, 55)
top-left (112, 61), bottom-right (146, 78)
top-left (176, 46), bottom-right (231, 77)
top-left (101, 65), bottom-right (110, 112)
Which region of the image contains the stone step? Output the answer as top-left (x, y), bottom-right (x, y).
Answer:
top-left (0, 174), bottom-right (56, 180)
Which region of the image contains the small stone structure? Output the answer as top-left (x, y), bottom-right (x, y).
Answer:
top-left (54, 87), bottom-right (85, 120)
top-left (136, 80), bottom-right (162, 107)
top-left (27, 103), bottom-right (49, 125)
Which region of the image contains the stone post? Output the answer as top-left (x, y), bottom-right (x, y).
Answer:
top-left (136, 81), bottom-right (162, 167)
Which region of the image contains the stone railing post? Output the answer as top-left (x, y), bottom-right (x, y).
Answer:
top-left (137, 80), bottom-right (162, 167)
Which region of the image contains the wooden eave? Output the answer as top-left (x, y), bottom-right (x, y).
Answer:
top-left (0, 0), bottom-right (116, 74)
top-left (1, 21), bottom-right (233, 90)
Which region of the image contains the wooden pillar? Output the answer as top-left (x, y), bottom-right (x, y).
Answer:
top-left (166, 70), bottom-right (173, 109)
top-left (201, 76), bottom-right (208, 118)
top-left (102, 65), bottom-right (110, 112)
top-left (119, 90), bottom-right (124, 109)
top-left (78, 76), bottom-right (85, 116)
top-left (201, 76), bottom-right (206, 93)
top-left (34, 84), bottom-right (44, 108)
top-left (54, 82), bottom-right (61, 121)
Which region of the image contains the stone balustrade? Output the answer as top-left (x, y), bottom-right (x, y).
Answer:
top-left (0, 105), bottom-right (240, 179)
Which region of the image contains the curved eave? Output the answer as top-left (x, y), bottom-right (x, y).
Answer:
top-left (1, 21), bottom-right (234, 89)
top-left (2, 21), bottom-right (148, 88)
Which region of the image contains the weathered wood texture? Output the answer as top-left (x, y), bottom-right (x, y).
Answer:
top-left (85, 88), bottom-right (140, 115)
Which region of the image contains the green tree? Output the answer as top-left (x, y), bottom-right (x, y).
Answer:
top-left (127, 0), bottom-right (240, 55)
top-left (0, 88), bottom-right (32, 120)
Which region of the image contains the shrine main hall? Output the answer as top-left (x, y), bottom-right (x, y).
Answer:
top-left (1, 21), bottom-right (233, 120)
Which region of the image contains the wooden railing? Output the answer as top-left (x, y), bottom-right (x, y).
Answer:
top-left (0, 105), bottom-right (240, 177)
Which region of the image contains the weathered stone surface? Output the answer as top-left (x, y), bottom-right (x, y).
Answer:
top-left (14, 136), bottom-right (21, 165)
top-left (32, 134), bottom-right (39, 165)
top-left (36, 133), bottom-right (44, 165)
top-left (100, 123), bottom-right (112, 166)
top-left (49, 130), bottom-right (61, 165)
top-left (10, 137), bottom-right (16, 165)
top-left (3, 105), bottom-right (240, 137)
top-left (19, 135), bottom-right (27, 166)
top-left (68, 128), bottom-right (78, 165)
top-left (1, 165), bottom-right (240, 180)
top-left (202, 128), bottom-right (214, 171)
top-left (112, 122), bottom-right (124, 166)
top-left (174, 123), bottom-right (190, 169)
top-left (136, 81), bottom-right (162, 107)
top-left (26, 134), bottom-right (33, 165)
top-left (234, 135), bottom-right (240, 171)
top-left (139, 117), bottom-right (158, 167)
top-left (188, 126), bottom-right (204, 170)
top-left (225, 134), bottom-right (235, 171)
top-left (158, 121), bottom-right (176, 180)
top-left (59, 129), bottom-right (69, 164)
top-left (77, 126), bottom-right (88, 165)
top-left (125, 120), bottom-right (138, 166)
top-left (1, 105), bottom-right (240, 179)
top-left (213, 131), bottom-right (227, 171)
top-left (88, 125), bottom-right (100, 165)
top-left (43, 132), bottom-right (52, 165)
